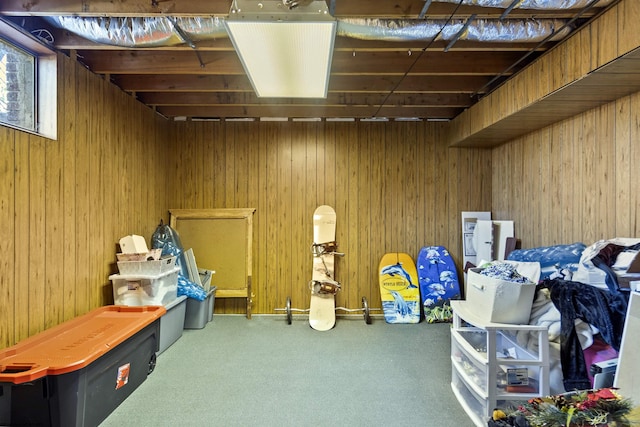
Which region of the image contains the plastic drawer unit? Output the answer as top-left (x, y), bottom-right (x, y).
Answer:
top-left (0, 305), bottom-right (166, 427)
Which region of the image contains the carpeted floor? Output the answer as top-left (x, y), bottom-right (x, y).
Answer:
top-left (100, 315), bottom-right (476, 427)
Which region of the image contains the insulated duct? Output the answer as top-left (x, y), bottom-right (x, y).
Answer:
top-left (43, 0), bottom-right (613, 48)
top-left (47, 15), bottom-right (573, 47)
top-left (437, 0), bottom-right (613, 7)
top-left (46, 16), bottom-right (228, 47)
top-left (337, 18), bottom-right (571, 42)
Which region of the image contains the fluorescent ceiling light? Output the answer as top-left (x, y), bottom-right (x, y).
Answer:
top-left (360, 117), bottom-right (389, 122)
top-left (225, 117), bottom-right (256, 122)
top-left (225, 0), bottom-right (336, 99)
top-left (259, 117), bottom-right (289, 121)
top-left (326, 117), bottom-right (355, 122)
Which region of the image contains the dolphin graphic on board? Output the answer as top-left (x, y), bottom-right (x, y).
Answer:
top-left (381, 262), bottom-right (417, 288)
top-left (390, 291), bottom-right (411, 317)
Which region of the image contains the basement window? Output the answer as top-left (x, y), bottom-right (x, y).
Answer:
top-left (0, 19), bottom-right (57, 139)
top-left (0, 38), bottom-right (35, 131)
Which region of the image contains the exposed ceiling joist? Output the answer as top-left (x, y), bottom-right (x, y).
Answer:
top-left (0, 0), bottom-right (603, 18)
top-left (0, 0), bottom-right (618, 121)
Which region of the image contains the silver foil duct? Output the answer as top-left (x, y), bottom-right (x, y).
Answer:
top-left (435, 0), bottom-right (613, 8)
top-left (48, 15), bottom-right (574, 47)
top-left (45, 0), bottom-right (609, 48)
top-left (46, 16), bottom-right (228, 47)
top-left (337, 18), bottom-right (572, 42)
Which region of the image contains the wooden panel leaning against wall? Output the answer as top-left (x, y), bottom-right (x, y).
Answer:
top-left (0, 52), bottom-right (172, 350)
top-left (167, 120), bottom-right (492, 316)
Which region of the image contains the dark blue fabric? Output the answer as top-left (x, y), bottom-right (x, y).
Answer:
top-left (591, 256), bottom-right (621, 293)
top-left (507, 243), bottom-right (586, 280)
top-left (541, 278), bottom-right (629, 391)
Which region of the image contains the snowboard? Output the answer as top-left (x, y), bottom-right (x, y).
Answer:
top-left (378, 253), bottom-right (421, 324)
top-left (309, 205), bottom-right (340, 331)
top-left (417, 246), bottom-right (461, 323)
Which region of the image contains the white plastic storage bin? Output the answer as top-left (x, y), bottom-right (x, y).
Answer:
top-left (110, 267), bottom-right (180, 306)
top-left (465, 268), bottom-right (536, 324)
top-left (158, 295), bottom-right (187, 354)
top-left (184, 287), bottom-right (217, 329)
top-left (117, 256), bottom-right (176, 275)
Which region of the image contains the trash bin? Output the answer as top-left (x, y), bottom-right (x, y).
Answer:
top-left (184, 287), bottom-right (217, 329)
top-left (0, 305), bottom-right (165, 427)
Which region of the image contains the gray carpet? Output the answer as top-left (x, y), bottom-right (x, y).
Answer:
top-left (100, 315), bottom-right (476, 427)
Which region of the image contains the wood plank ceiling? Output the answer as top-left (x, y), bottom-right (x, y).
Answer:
top-left (0, 0), bottom-right (617, 121)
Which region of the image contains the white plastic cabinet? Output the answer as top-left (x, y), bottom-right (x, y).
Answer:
top-left (450, 300), bottom-right (549, 427)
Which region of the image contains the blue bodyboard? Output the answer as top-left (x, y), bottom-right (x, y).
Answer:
top-left (417, 246), bottom-right (461, 323)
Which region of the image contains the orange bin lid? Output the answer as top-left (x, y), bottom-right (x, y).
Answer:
top-left (0, 305), bottom-right (166, 384)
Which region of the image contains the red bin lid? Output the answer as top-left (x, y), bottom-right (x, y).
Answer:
top-left (0, 305), bottom-right (166, 384)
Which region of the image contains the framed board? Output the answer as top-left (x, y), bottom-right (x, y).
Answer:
top-left (169, 208), bottom-right (256, 318)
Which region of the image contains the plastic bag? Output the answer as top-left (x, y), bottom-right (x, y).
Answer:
top-left (151, 219), bottom-right (188, 277)
top-left (177, 273), bottom-right (207, 301)
top-left (151, 219), bottom-right (183, 256)
top-left (151, 219), bottom-right (206, 301)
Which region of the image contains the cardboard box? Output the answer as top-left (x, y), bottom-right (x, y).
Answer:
top-left (465, 268), bottom-right (536, 324)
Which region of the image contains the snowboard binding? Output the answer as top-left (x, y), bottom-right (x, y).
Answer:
top-left (309, 280), bottom-right (341, 295)
top-left (311, 241), bottom-right (343, 257)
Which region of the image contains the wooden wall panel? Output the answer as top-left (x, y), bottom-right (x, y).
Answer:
top-left (28, 134), bottom-right (46, 336)
top-left (545, 126), bottom-right (560, 244)
top-left (0, 126), bottom-right (15, 345)
top-left (618, 0), bottom-right (640, 56)
top-left (167, 120), bottom-right (491, 315)
top-left (14, 130), bottom-right (29, 341)
top-left (0, 53), bottom-right (171, 349)
top-left (613, 97), bottom-right (631, 237)
top-left (61, 55), bottom-right (78, 323)
top-left (630, 94), bottom-right (640, 237)
top-left (592, 6), bottom-right (619, 69)
top-left (491, 90), bottom-right (640, 249)
top-left (559, 116), bottom-right (574, 244)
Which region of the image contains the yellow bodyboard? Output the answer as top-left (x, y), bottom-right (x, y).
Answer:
top-left (378, 252), bottom-right (421, 324)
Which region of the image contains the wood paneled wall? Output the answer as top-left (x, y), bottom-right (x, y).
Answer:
top-left (167, 120), bottom-right (492, 315)
top-left (492, 90), bottom-right (640, 248)
top-left (6, 9), bottom-right (638, 346)
top-left (0, 53), bottom-right (171, 349)
top-left (449, 0), bottom-right (640, 146)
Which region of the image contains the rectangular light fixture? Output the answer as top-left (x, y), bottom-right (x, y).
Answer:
top-left (225, 0), bottom-right (336, 99)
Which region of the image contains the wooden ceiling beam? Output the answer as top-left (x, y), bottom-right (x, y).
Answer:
top-left (156, 105), bottom-right (463, 119)
top-left (78, 49), bottom-right (526, 75)
top-left (136, 91), bottom-right (474, 107)
top-left (112, 73), bottom-right (491, 93)
top-left (331, 50), bottom-right (529, 75)
top-left (113, 74), bottom-right (252, 92)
